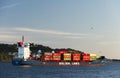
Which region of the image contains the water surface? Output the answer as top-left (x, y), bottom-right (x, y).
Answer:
top-left (0, 62), bottom-right (120, 78)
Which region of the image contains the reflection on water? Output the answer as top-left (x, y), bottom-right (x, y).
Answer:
top-left (20, 65), bottom-right (32, 68)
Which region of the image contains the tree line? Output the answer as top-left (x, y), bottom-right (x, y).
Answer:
top-left (0, 43), bottom-right (83, 62)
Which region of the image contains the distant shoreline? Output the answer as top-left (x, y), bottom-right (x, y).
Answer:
top-left (0, 60), bottom-right (12, 62)
top-left (110, 59), bottom-right (120, 61)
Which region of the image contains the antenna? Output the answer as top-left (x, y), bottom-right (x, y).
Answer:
top-left (22, 36), bottom-right (24, 42)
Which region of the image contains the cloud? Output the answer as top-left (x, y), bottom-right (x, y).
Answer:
top-left (14, 27), bottom-right (88, 37)
top-left (0, 27), bottom-right (89, 42)
top-left (0, 3), bottom-right (19, 10)
top-left (97, 41), bottom-right (120, 45)
top-left (0, 27), bottom-right (104, 42)
top-left (64, 36), bottom-right (86, 39)
top-left (0, 28), bottom-right (18, 42)
top-left (0, 35), bottom-right (16, 40)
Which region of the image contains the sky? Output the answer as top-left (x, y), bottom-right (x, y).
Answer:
top-left (0, 0), bottom-right (120, 59)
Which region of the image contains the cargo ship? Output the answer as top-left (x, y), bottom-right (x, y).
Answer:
top-left (12, 37), bottom-right (106, 66)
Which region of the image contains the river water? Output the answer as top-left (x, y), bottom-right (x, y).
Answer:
top-left (0, 61), bottom-right (120, 78)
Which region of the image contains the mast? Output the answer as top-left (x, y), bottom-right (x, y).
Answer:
top-left (22, 36), bottom-right (24, 42)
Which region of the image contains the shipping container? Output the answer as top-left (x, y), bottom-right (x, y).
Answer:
top-left (57, 50), bottom-right (68, 54)
top-left (44, 53), bottom-right (52, 55)
top-left (63, 53), bottom-right (71, 61)
top-left (44, 52), bottom-right (52, 61)
top-left (52, 53), bottom-right (61, 61)
top-left (96, 55), bottom-right (100, 59)
top-left (90, 54), bottom-right (97, 61)
top-left (72, 53), bottom-right (81, 61)
top-left (44, 57), bottom-right (52, 61)
top-left (82, 53), bottom-right (90, 62)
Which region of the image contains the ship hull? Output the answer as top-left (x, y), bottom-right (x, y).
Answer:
top-left (12, 58), bottom-right (105, 66)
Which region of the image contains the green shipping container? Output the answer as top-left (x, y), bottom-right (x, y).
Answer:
top-left (64, 58), bottom-right (71, 61)
top-left (90, 54), bottom-right (97, 61)
top-left (63, 53), bottom-right (71, 61)
top-left (90, 56), bottom-right (97, 61)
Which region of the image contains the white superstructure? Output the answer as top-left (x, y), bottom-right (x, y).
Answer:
top-left (17, 37), bottom-right (30, 61)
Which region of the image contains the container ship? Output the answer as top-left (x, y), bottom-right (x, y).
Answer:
top-left (12, 37), bottom-right (106, 66)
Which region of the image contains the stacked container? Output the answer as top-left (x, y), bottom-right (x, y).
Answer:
top-left (72, 53), bottom-right (81, 62)
top-left (44, 53), bottom-right (52, 61)
top-left (63, 53), bottom-right (71, 61)
top-left (57, 50), bottom-right (68, 54)
top-left (82, 53), bottom-right (90, 62)
top-left (52, 53), bottom-right (61, 61)
top-left (90, 54), bottom-right (97, 61)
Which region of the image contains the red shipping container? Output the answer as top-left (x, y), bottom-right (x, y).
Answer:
top-left (44, 55), bottom-right (52, 58)
top-left (53, 53), bottom-right (61, 56)
top-left (82, 53), bottom-right (90, 62)
top-left (57, 50), bottom-right (68, 54)
top-left (44, 56), bottom-right (52, 61)
top-left (52, 53), bottom-right (61, 61)
top-left (72, 53), bottom-right (81, 61)
top-left (44, 53), bottom-right (53, 61)
top-left (53, 58), bottom-right (61, 61)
